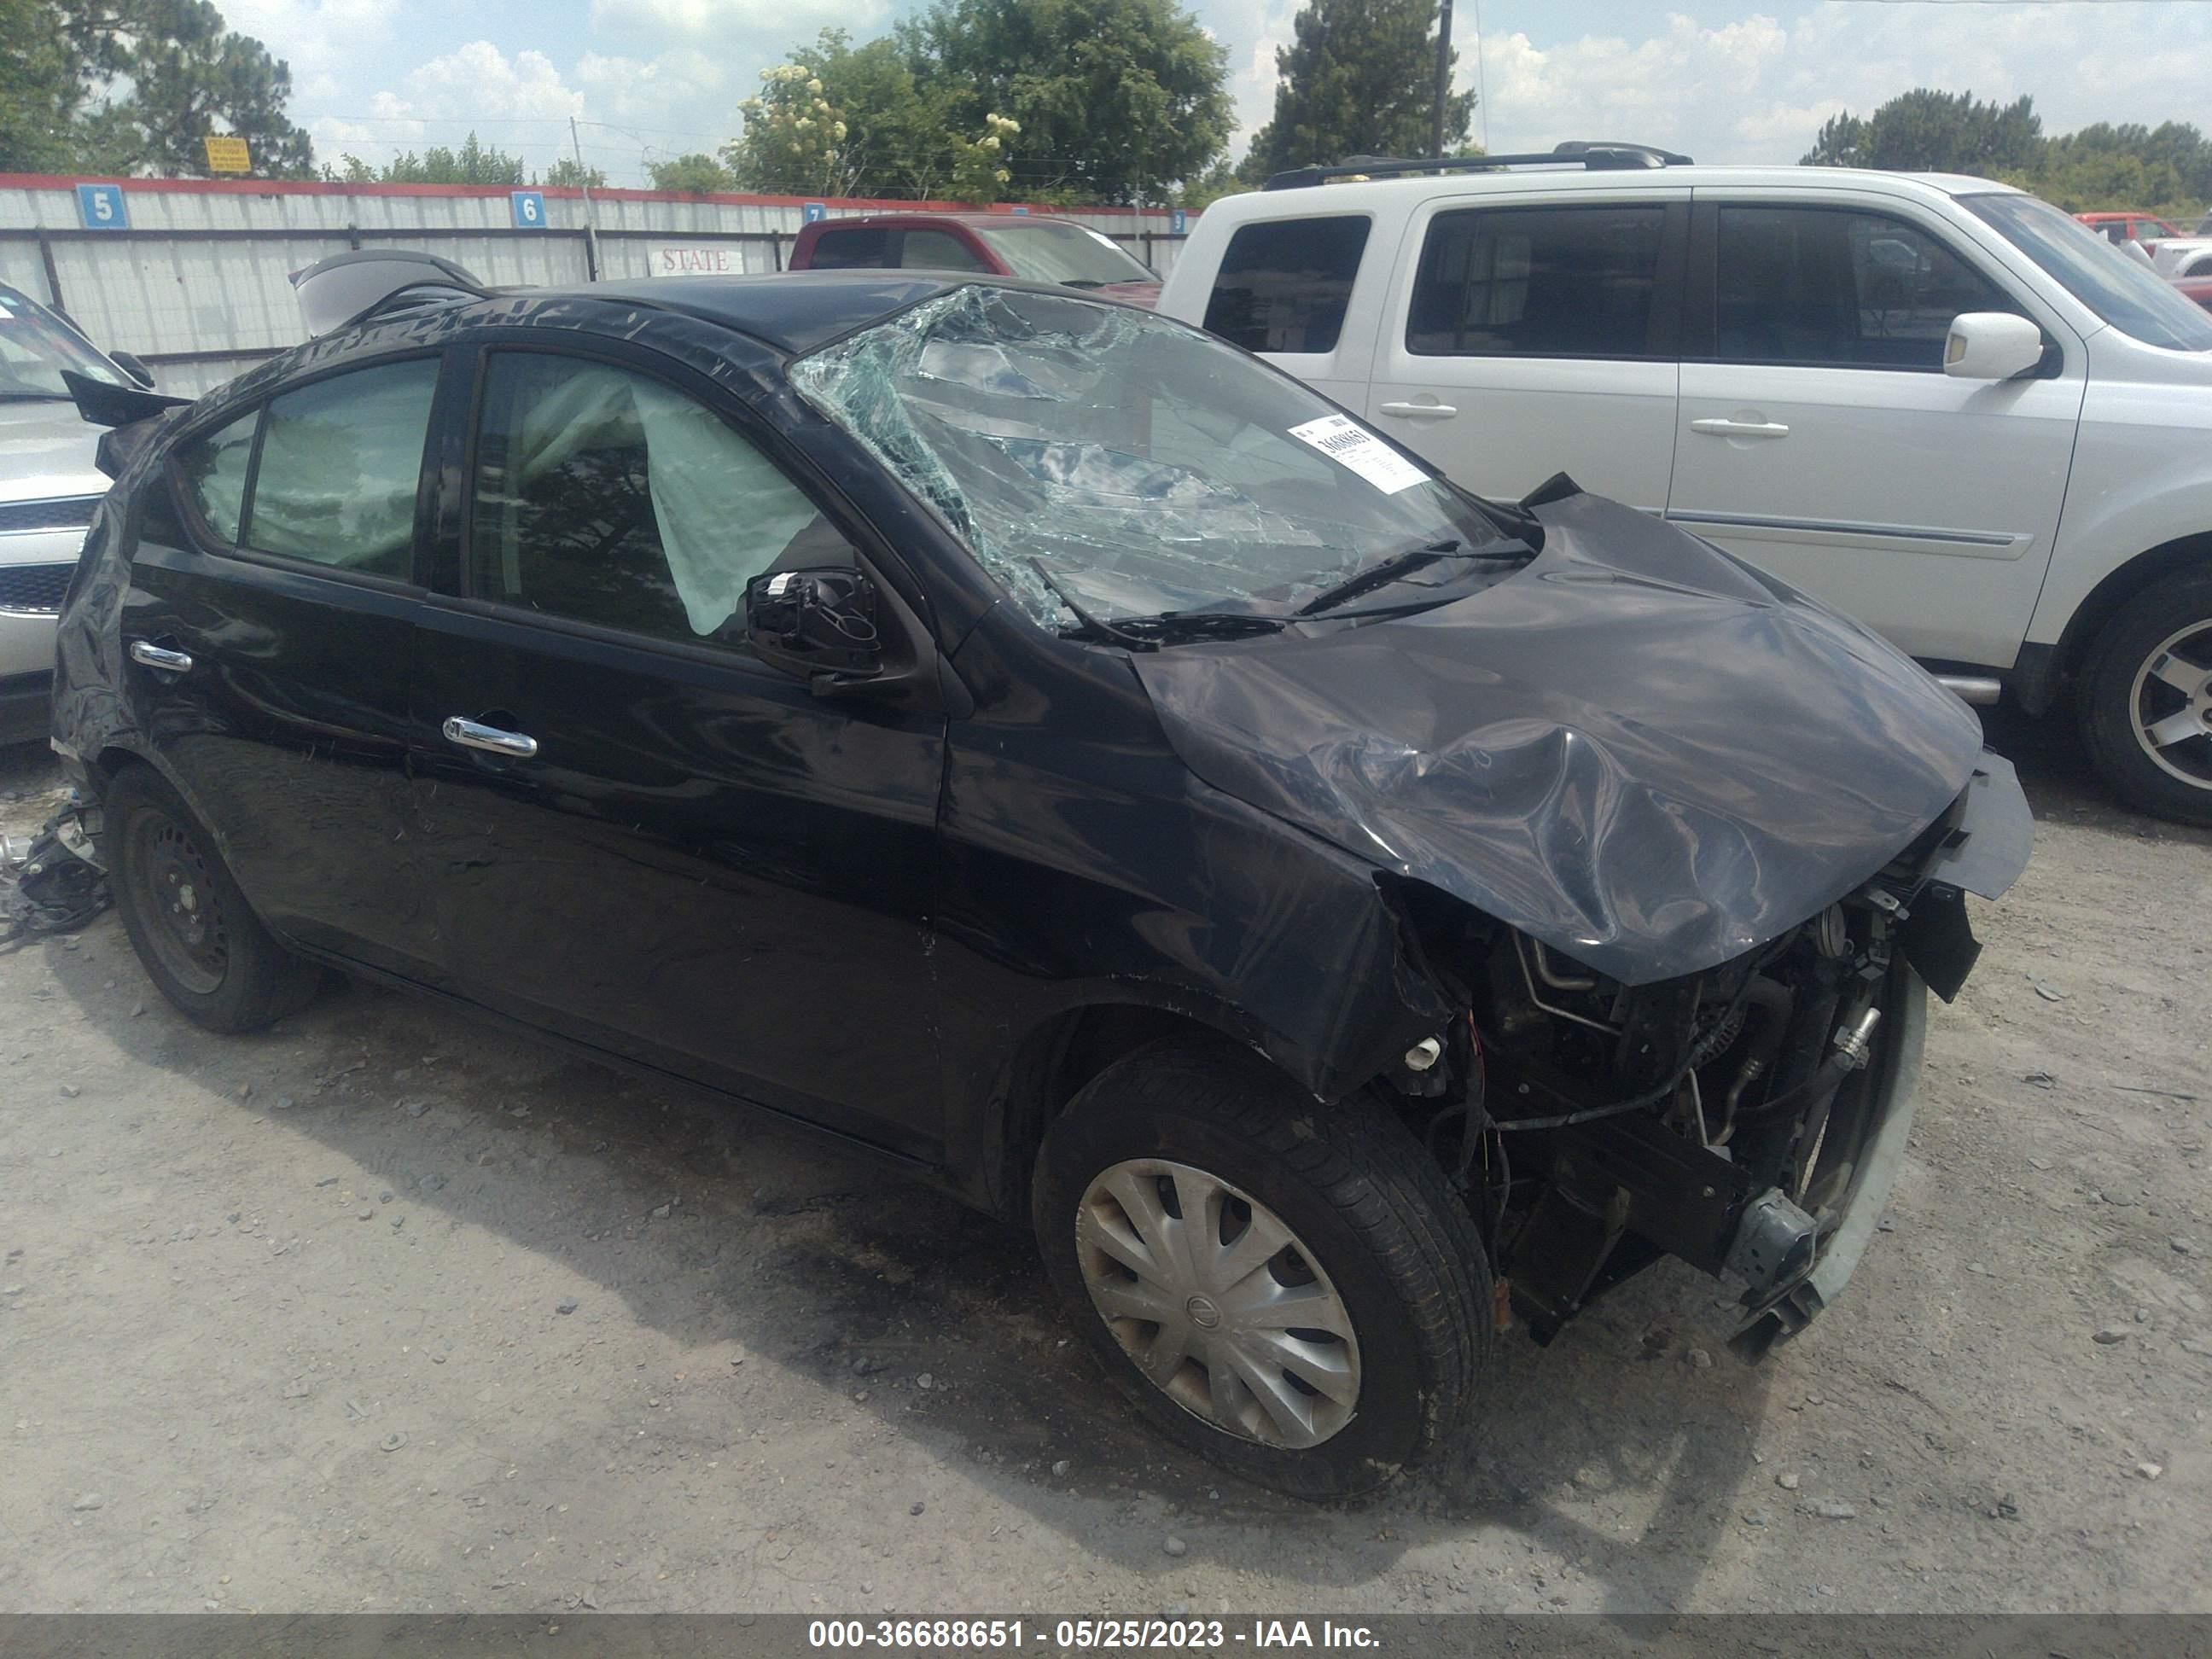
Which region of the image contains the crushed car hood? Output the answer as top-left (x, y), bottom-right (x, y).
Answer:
top-left (1134, 489), bottom-right (2000, 985)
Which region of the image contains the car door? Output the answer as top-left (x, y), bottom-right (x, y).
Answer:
top-left (1364, 192), bottom-right (1690, 510)
top-left (1668, 198), bottom-right (2086, 667)
top-left (120, 352), bottom-right (450, 980)
top-left (407, 342), bottom-right (948, 1157)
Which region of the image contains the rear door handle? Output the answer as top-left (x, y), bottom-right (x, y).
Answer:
top-left (442, 716), bottom-right (538, 760)
top-left (1377, 401), bottom-right (1458, 420)
top-left (128, 641), bottom-right (193, 673)
top-left (1691, 418), bottom-right (1790, 439)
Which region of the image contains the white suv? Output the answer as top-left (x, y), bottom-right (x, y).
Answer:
top-left (1158, 147), bottom-right (2212, 824)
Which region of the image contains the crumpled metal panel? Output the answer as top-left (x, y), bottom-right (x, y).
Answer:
top-left (1132, 489), bottom-right (2001, 986)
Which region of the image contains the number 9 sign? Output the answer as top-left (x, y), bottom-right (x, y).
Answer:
top-left (510, 190), bottom-right (546, 229)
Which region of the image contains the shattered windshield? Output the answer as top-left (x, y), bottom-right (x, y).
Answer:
top-left (789, 286), bottom-right (1517, 629)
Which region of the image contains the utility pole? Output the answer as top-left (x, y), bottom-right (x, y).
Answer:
top-left (570, 115), bottom-right (602, 282)
top-left (1431, 0), bottom-right (1455, 159)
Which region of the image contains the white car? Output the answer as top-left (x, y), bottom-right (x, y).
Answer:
top-left (2150, 236), bottom-right (2212, 277)
top-left (1159, 147), bottom-right (2212, 824)
top-left (2, 281), bottom-right (148, 746)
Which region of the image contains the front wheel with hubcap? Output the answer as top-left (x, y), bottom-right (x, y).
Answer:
top-left (107, 765), bottom-right (325, 1033)
top-left (1033, 1035), bottom-right (1491, 1499)
top-left (2078, 569), bottom-right (2212, 826)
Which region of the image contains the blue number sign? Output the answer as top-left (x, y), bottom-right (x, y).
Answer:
top-left (802, 202), bottom-right (827, 224)
top-left (510, 190), bottom-right (546, 229)
top-left (76, 183), bottom-right (128, 230)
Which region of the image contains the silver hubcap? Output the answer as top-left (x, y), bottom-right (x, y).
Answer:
top-left (2129, 621), bottom-right (2212, 789)
top-left (1074, 1159), bottom-right (1360, 1449)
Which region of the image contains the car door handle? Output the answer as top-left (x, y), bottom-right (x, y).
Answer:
top-left (128, 641), bottom-right (193, 673)
top-left (1691, 418), bottom-right (1790, 439)
top-left (442, 716), bottom-right (538, 760)
top-left (1377, 401), bottom-right (1458, 420)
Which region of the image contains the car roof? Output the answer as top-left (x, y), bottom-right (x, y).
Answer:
top-left (1207, 164), bottom-right (2027, 222)
top-left (803, 212), bottom-right (1088, 230)
top-left (518, 271), bottom-right (1138, 357)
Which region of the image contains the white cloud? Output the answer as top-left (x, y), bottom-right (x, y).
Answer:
top-left (574, 48), bottom-right (725, 125)
top-left (397, 42), bottom-right (586, 124)
top-left (587, 0), bottom-right (882, 42)
top-left (1464, 3), bottom-right (2212, 167)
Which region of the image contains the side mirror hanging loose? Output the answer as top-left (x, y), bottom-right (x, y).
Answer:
top-left (743, 568), bottom-right (882, 690)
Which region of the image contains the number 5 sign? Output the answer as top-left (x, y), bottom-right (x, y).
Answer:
top-left (510, 190), bottom-right (546, 229)
top-left (76, 183), bottom-right (128, 230)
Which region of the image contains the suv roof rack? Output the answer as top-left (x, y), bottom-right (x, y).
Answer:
top-left (1262, 140), bottom-right (1693, 192)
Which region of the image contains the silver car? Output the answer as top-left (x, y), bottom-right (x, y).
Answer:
top-left (3, 282), bottom-right (148, 746)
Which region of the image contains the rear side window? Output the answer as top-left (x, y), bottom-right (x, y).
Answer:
top-left (1409, 205), bottom-right (1668, 358)
top-left (899, 229), bottom-right (987, 272)
top-left (1712, 206), bottom-right (2022, 371)
top-left (808, 228), bottom-right (891, 269)
top-left (469, 352), bottom-right (852, 646)
top-left (172, 410), bottom-right (257, 543)
top-left (247, 358), bottom-right (438, 575)
top-left (1202, 216), bottom-right (1371, 354)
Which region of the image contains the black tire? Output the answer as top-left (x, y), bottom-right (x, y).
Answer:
top-left (2076, 568), bottom-right (2212, 826)
top-left (105, 765), bottom-right (324, 1033)
top-left (1032, 1034), bottom-right (1491, 1499)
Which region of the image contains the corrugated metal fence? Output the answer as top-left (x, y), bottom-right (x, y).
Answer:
top-left (0, 176), bottom-right (1191, 398)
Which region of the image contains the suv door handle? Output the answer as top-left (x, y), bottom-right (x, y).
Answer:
top-left (1377, 401), bottom-right (1458, 420)
top-left (442, 716), bottom-right (538, 760)
top-left (1691, 418), bottom-right (1790, 439)
top-left (128, 640), bottom-right (193, 673)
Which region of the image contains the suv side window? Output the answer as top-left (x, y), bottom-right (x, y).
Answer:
top-left (1203, 216), bottom-right (1371, 353)
top-left (172, 409), bottom-right (258, 544)
top-left (245, 358), bottom-right (438, 575)
top-left (468, 352), bottom-right (853, 646)
top-left (1409, 204), bottom-right (1670, 358)
top-left (809, 228), bottom-right (891, 269)
top-left (1712, 206), bottom-right (2022, 371)
top-left (899, 229), bottom-right (987, 271)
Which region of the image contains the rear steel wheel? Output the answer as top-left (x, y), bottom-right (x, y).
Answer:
top-left (125, 809), bottom-right (231, 996)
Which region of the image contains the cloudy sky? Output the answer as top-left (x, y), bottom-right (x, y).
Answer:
top-left (222, 0), bottom-right (2212, 188)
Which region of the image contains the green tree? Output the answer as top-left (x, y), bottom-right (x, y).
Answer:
top-left (724, 61), bottom-right (852, 196)
top-left (542, 156), bottom-right (608, 189)
top-left (1239, 0), bottom-right (1471, 183)
top-left (1801, 88), bottom-right (2040, 176)
top-left (0, 0), bottom-right (79, 171)
top-left (381, 131), bottom-right (527, 185)
top-left (647, 151), bottom-right (736, 193)
top-left (900, 0), bottom-right (1231, 204)
top-left (63, 0), bottom-right (315, 177)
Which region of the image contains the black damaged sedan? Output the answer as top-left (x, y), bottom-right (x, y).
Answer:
top-left (52, 263), bottom-right (2030, 1497)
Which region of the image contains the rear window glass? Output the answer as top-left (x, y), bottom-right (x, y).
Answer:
top-left (247, 358), bottom-right (437, 576)
top-left (1409, 205), bottom-right (1668, 358)
top-left (808, 229), bottom-right (891, 270)
top-left (1202, 216), bottom-right (1371, 355)
top-left (899, 229), bottom-right (987, 272)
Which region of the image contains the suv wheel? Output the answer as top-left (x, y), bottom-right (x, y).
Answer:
top-left (2078, 570), bottom-right (2212, 826)
top-left (107, 765), bottom-right (325, 1032)
top-left (1032, 1035), bottom-right (1491, 1499)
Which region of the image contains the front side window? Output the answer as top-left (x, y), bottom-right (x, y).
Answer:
top-left (791, 287), bottom-right (1516, 629)
top-left (247, 358), bottom-right (437, 574)
top-left (1712, 207), bottom-right (2023, 370)
top-left (172, 410), bottom-right (257, 544)
top-left (1202, 216), bottom-right (1371, 354)
top-left (1410, 204), bottom-right (1668, 358)
top-left (1964, 190), bottom-right (2212, 352)
top-left (469, 352), bottom-right (848, 644)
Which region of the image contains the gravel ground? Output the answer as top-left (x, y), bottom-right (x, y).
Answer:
top-left (0, 707), bottom-right (2205, 1615)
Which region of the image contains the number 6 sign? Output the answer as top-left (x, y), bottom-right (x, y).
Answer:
top-left (510, 190), bottom-right (546, 229)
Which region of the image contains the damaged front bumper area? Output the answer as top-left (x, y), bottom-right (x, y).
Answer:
top-left (1394, 754), bottom-right (2032, 1356)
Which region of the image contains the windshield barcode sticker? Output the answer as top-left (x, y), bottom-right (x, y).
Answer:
top-left (1287, 414), bottom-right (1429, 494)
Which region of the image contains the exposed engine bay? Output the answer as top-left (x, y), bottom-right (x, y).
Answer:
top-left (1382, 786), bottom-right (2017, 1357)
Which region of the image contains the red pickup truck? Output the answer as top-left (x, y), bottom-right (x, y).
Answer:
top-left (786, 212), bottom-right (1161, 306)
